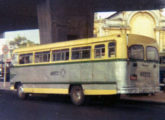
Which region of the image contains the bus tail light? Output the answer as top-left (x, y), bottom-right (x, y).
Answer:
top-left (130, 74), bottom-right (137, 80)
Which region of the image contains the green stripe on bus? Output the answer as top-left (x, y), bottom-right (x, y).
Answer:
top-left (10, 81), bottom-right (116, 85)
top-left (11, 59), bottom-right (127, 68)
top-left (11, 59), bottom-right (158, 68)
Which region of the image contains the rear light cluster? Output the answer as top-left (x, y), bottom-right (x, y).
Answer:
top-left (130, 74), bottom-right (137, 80)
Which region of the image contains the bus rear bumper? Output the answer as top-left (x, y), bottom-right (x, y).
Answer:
top-left (118, 87), bottom-right (160, 94)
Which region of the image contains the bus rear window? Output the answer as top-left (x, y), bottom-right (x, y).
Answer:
top-left (128, 45), bottom-right (144, 60)
top-left (147, 46), bottom-right (158, 61)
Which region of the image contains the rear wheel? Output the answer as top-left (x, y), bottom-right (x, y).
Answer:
top-left (17, 84), bottom-right (27, 100)
top-left (70, 86), bottom-right (84, 105)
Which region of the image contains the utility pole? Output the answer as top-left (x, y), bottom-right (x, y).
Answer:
top-left (2, 45), bottom-right (9, 88)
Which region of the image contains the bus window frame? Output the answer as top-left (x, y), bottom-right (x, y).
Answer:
top-left (128, 44), bottom-right (144, 61)
top-left (71, 46), bottom-right (91, 60)
top-left (52, 48), bottom-right (70, 62)
top-left (146, 46), bottom-right (159, 62)
top-left (108, 41), bottom-right (116, 58)
top-left (19, 53), bottom-right (33, 65)
top-left (51, 47), bottom-right (71, 63)
top-left (94, 44), bottom-right (106, 59)
top-left (34, 51), bottom-right (51, 63)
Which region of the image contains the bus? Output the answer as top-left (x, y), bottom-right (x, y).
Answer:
top-left (10, 34), bottom-right (160, 105)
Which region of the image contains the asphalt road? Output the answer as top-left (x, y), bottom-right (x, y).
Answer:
top-left (0, 91), bottom-right (165, 120)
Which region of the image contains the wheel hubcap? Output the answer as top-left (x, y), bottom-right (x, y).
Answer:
top-left (18, 86), bottom-right (24, 96)
top-left (76, 92), bottom-right (81, 100)
top-left (73, 88), bottom-right (82, 101)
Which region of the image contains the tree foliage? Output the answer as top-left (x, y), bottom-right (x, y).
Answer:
top-left (9, 35), bottom-right (38, 49)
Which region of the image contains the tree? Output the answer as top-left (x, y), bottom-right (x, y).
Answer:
top-left (9, 35), bottom-right (38, 49)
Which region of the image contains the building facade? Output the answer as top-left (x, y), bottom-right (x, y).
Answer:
top-left (94, 10), bottom-right (165, 52)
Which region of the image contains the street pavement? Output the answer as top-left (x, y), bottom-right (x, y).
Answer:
top-left (0, 82), bottom-right (10, 90)
top-left (121, 92), bottom-right (165, 104)
top-left (1, 82), bottom-right (165, 120)
top-left (0, 91), bottom-right (165, 120)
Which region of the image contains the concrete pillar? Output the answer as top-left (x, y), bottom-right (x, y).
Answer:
top-left (37, 0), bottom-right (94, 44)
top-left (37, 0), bottom-right (53, 44)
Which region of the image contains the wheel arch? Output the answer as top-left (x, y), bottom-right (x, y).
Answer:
top-left (69, 84), bottom-right (83, 94)
top-left (14, 82), bottom-right (22, 89)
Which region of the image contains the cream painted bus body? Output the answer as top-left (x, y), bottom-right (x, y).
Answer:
top-left (10, 34), bottom-right (159, 96)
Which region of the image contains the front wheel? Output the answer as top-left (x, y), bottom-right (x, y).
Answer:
top-left (70, 86), bottom-right (85, 105)
top-left (17, 84), bottom-right (27, 100)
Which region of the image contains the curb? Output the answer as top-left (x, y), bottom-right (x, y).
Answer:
top-left (0, 89), bottom-right (14, 93)
top-left (120, 98), bottom-right (165, 105)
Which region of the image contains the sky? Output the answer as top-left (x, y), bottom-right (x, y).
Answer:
top-left (162, 8), bottom-right (165, 16)
top-left (95, 12), bottom-right (116, 19)
top-left (5, 29), bottom-right (40, 44)
top-left (0, 29), bottom-right (40, 55)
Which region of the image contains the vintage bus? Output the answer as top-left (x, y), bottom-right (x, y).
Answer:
top-left (10, 34), bottom-right (160, 105)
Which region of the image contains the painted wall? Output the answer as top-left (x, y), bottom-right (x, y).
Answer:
top-left (94, 10), bottom-right (165, 52)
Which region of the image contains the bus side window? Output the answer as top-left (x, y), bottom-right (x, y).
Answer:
top-left (94, 44), bottom-right (105, 58)
top-left (35, 51), bottom-right (50, 63)
top-left (72, 46), bottom-right (91, 60)
top-left (19, 53), bottom-right (33, 64)
top-left (108, 42), bottom-right (116, 57)
top-left (19, 56), bottom-right (24, 64)
top-left (52, 49), bottom-right (69, 61)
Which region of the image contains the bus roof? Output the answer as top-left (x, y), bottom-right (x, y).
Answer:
top-left (128, 34), bottom-right (157, 46)
top-left (13, 34), bottom-right (158, 53)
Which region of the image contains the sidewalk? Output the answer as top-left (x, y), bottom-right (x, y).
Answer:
top-left (121, 92), bottom-right (165, 104)
top-left (0, 82), bottom-right (10, 90)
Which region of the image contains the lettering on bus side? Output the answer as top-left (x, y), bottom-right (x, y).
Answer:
top-left (50, 69), bottom-right (66, 77)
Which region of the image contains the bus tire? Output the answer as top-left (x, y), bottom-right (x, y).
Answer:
top-left (17, 84), bottom-right (27, 100)
top-left (70, 86), bottom-right (84, 105)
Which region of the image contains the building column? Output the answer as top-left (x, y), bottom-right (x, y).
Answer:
top-left (37, 0), bottom-right (94, 44)
top-left (37, 0), bottom-right (53, 44)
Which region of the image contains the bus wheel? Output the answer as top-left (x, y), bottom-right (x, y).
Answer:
top-left (70, 86), bottom-right (84, 105)
top-left (17, 84), bottom-right (27, 100)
